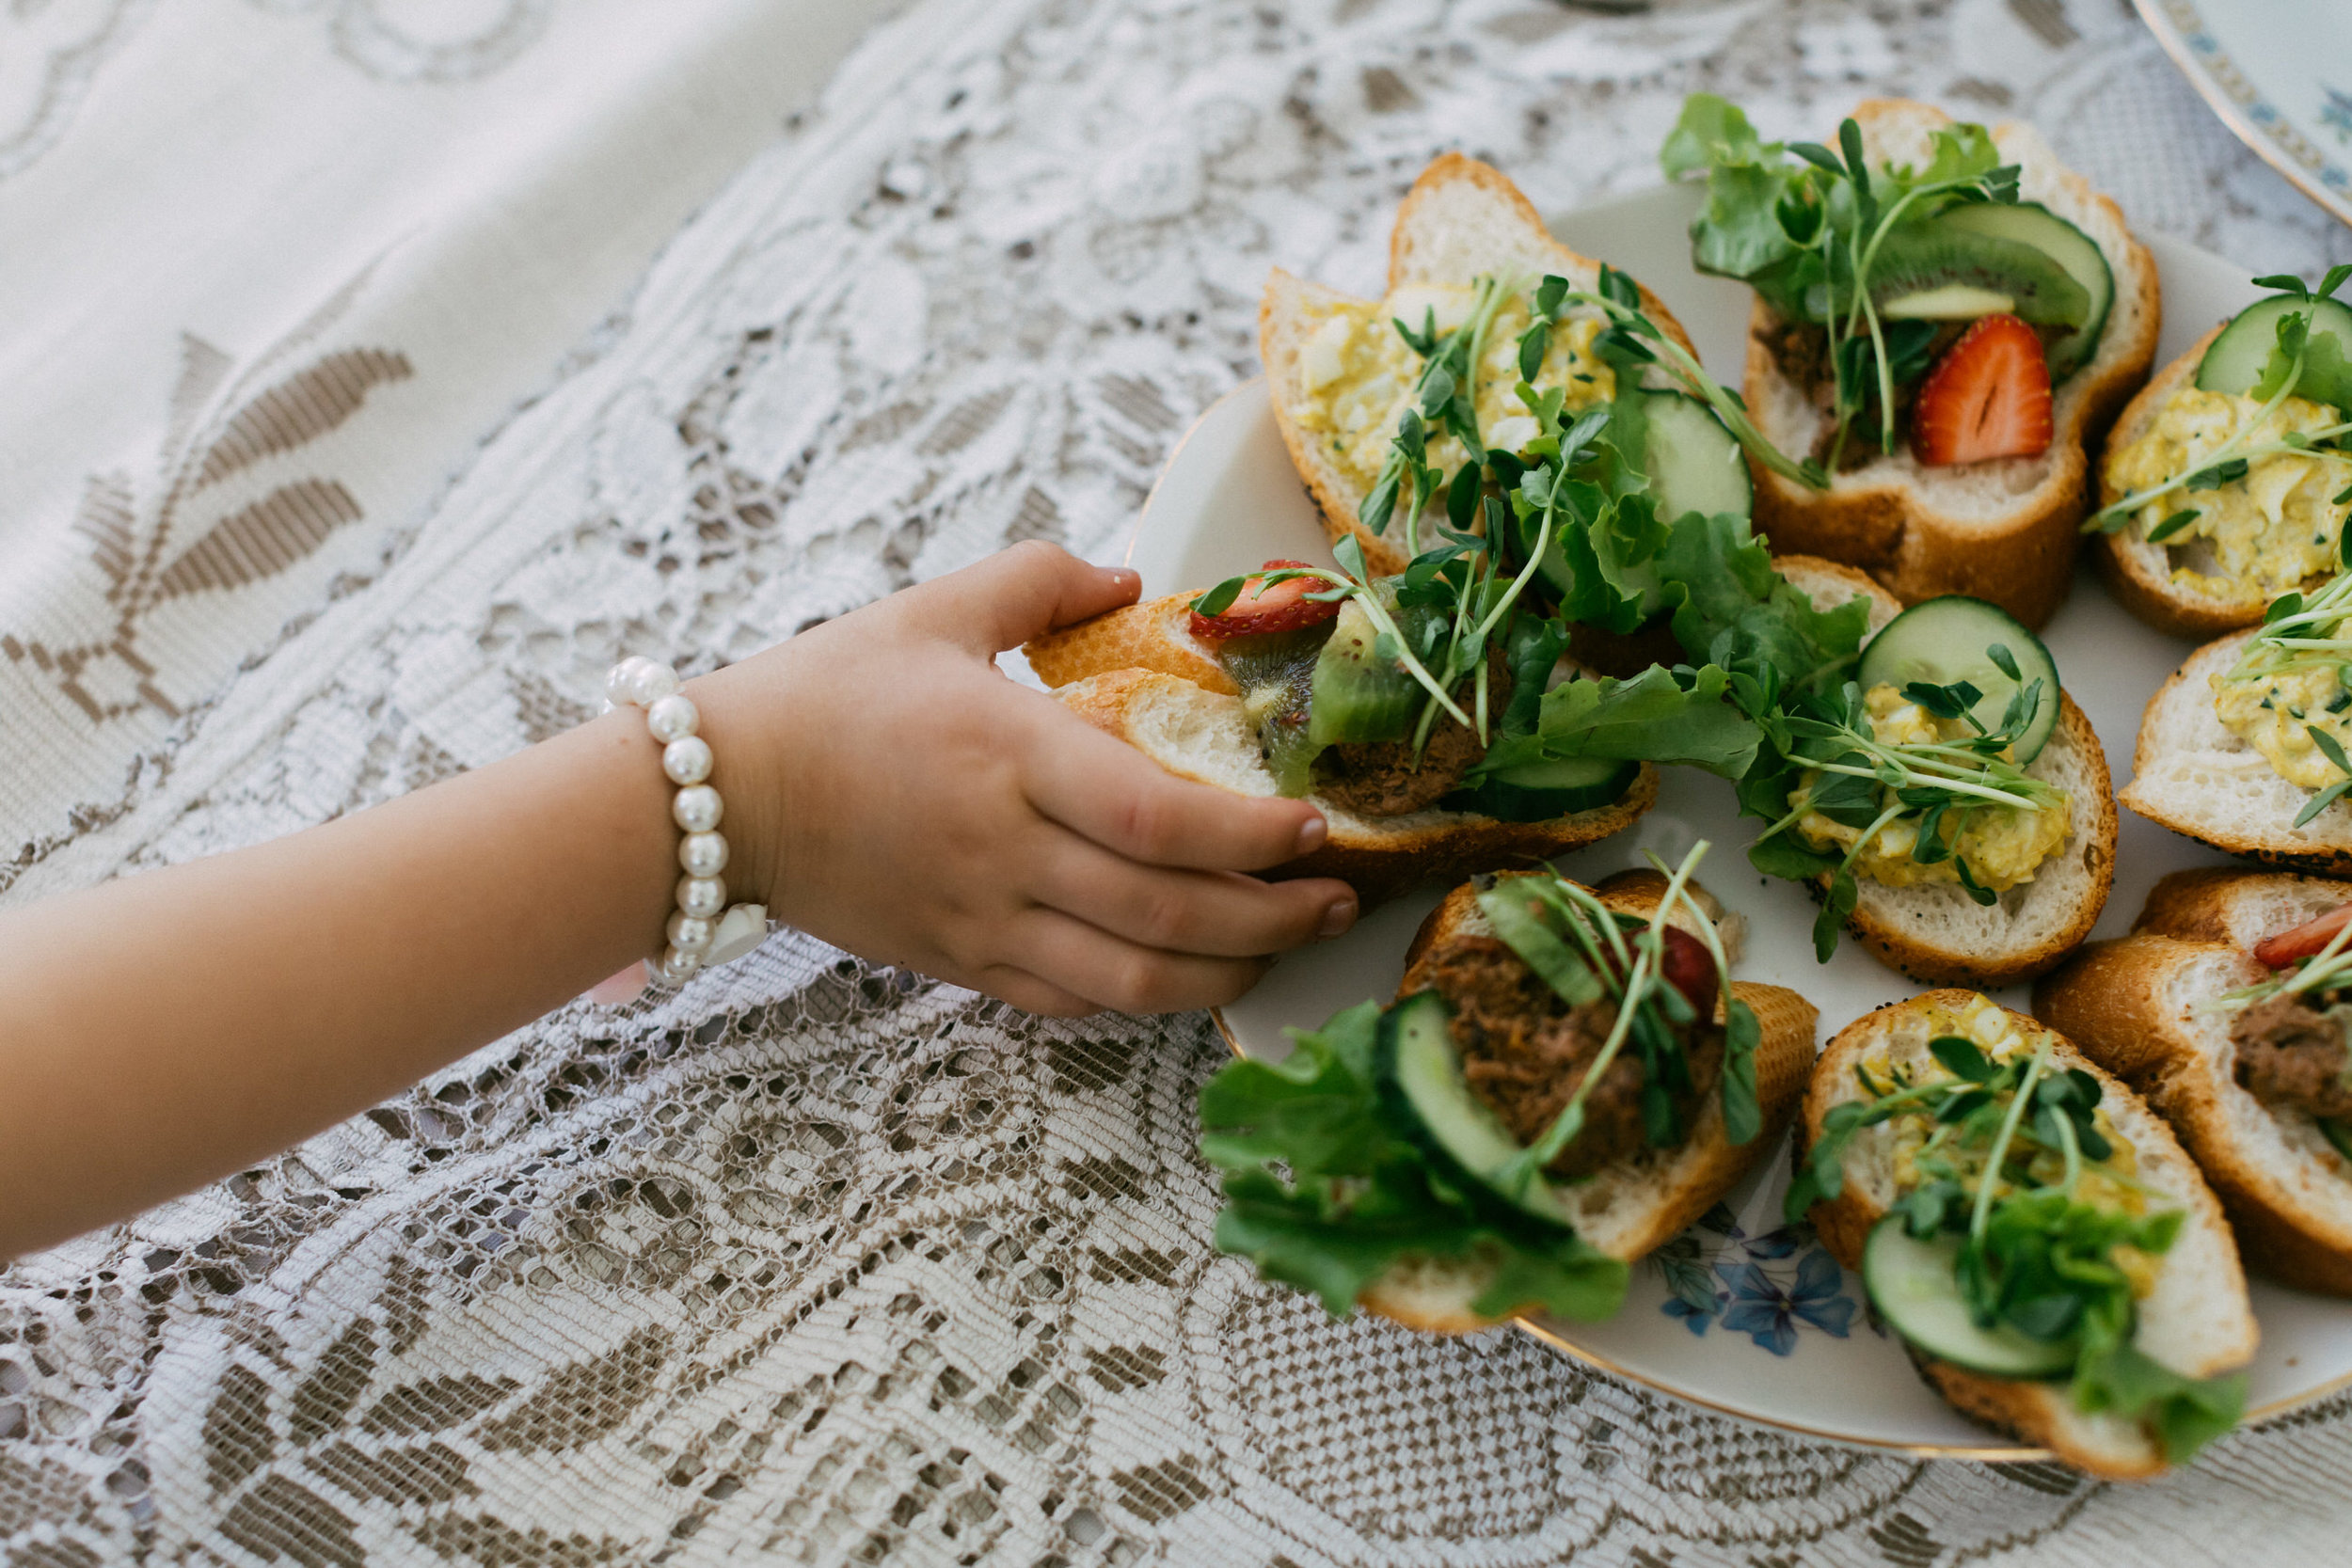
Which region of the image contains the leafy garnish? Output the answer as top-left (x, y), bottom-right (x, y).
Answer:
top-left (1199, 1003), bottom-right (1628, 1321)
top-left (1784, 1010), bottom-right (2244, 1464)
top-left (1663, 93), bottom-right (2033, 470)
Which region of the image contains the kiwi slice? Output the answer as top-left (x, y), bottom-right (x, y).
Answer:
top-left (1867, 215), bottom-right (2090, 330)
top-left (1307, 597), bottom-right (1432, 747)
top-left (1216, 625), bottom-right (1335, 797)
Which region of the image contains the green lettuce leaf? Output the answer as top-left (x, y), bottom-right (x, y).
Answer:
top-left (1518, 663), bottom-right (1763, 779)
top-left (1198, 1001), bottom-right (1630, 1322)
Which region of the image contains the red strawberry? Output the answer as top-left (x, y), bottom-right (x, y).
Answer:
top-left (2255, 901), bottom-right (2352, 970)
top-left (1909, 312), bottom-right (2054, 467)
top-left (1188, 559), bottom-right (1343, 641)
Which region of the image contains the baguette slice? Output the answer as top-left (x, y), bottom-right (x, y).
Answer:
top-left (2034, 868), bottom-right (2352, 1293)
top-left (1262, 153), bottom-right (1701, 579)
top-left (2091, 324), bottom-right (2273, 638)
top-left (1777, 558), bottom-right (2118, 985)
top-left (1025, 591), bottom-right (1236, 695)
top-left (2121, 629), bottom-right (2352, 874)
top-left (1054, 669), bottom-right (1654, 908)
top-left (1360, 867), bottom-right (1818, 1332)
top-left (1801, 991), bottom-right (2256, 1479)
top-left (1745, 99), bottom-right (2160, 629)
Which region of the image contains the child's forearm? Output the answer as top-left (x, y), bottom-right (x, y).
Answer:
top-left (0, 706), bottom-right (679, 1259)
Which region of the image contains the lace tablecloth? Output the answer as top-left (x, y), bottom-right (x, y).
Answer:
top-left (8, 2), bottom-right (2352, 1563)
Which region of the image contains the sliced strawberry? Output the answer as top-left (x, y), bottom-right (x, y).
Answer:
top-left (1909, 312), bottom-right (2054, 467)
top-left (1188, 559), bottom-right (1343, 641)
top-left (1596, 924), bottom-right (1717, 1020)
top-left (2254, 901), bottom-right (2352, 970)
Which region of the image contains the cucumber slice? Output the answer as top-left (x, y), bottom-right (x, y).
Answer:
top-left (1457, 755), bottom-right (1639, 821)
top-left (1863, 1217), bottom-right (2076, 1378)
top-left (1641, 389), bottom-right (1753, 526)
top-left (1940, 202), bottom-right (2114, 381)
top-left (1857, 595), bottom-right (2060, 763)
top-left (2196, 294), bottom-right (2352, 409)
top-left (1526, 390), bottom-right (1751, 616)
top-left (1375, 990), bottom-right (1581, 1231)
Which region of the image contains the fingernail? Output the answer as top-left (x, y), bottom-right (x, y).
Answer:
top-left (1319, 895), bottom-right (1358, 940)
top-left (1294, 814), bottom-right (1327, 855)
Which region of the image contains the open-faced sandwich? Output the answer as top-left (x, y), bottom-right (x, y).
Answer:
top-left (1665, 95), bottom-right (2158, 628)
top-left (1791, 990), bottom-right (2252, 1478)
top-left (2092, 270), bottom-right (2352, 637)
top-left (2122, 569), bottom-right (2352, 874)
top-left (1262, 152), bottom-right (1750, 586)
top-left (1746, 559), bottom-right (2115, 985)
top-left (1024, 551), bottom-right (1659, 909)
top-left (2036, 869), bottom-right (2352, 1294)
top-left (1200, 852), bottom-right (1816, 1330)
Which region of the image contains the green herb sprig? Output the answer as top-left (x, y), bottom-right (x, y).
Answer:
top-left (2219, 572), bottom-right (2352, 825)
top-left (1663, 93), bottom-right (2031, 472)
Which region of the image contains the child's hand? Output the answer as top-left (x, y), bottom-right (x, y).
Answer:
top-left (693, 543), bottom-right (1358, 1016)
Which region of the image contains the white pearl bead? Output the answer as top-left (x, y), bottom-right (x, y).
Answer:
top-left (606, 657), bottom-right (653, 705)
top-left (659, 945), bottom-right (702, 982)
top-left (661, 736), bottom-right (713, 785)
top-left (645, 693), bottom-right (698, 743)
top-left (678, 831), bottom-right (729, 878)
top-left (675, 874), bottom-right (725, 918)
top-left (703, 903), bottom-right (770, 966)
top-left (667, 911), bottom-right (715, 952)
top-left (672, 784), bottom-right (723, 833)
top-left (627, 661), bottom-right (680, 706)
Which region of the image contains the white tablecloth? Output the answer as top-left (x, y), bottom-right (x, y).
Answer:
top-left (7, 2), bottom-right (2352, 1564)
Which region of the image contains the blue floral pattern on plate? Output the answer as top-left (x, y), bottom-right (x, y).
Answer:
top-left (1651, 1202), bottom-right (1862, 1354)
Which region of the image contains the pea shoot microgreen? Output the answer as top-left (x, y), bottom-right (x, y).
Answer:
top-left (1476, 843), bottom-right (1760, 1200)
top-left (1742, 660), bottom-right (2060, 960)
top-left (2220, 572), bottom-right (2352, 826)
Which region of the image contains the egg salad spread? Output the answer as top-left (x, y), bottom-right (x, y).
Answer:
top-left (2105, 387), bottom-right (2352, 597)
top-left (1791, 684), bottom-right (2072, 891)
top-left (1291, 282), bottom-right (1615, 491)
top-left (1867, 996), bottom-right (2157, 1296)
top-left (2211, 653), bottom-right (2352, 790)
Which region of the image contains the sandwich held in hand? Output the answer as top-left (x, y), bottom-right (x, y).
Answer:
top-left (1199, 850), bottom-right (1816, 1332)
top-left (1789, 991), bottom-right (2253, 1479)
top-left (2092, 267), bottom-right (2352, 637)
top-left (1666, 94), bottom-right (2157, 626)
top-left (2037, 869), bottom-right (2352, 1294)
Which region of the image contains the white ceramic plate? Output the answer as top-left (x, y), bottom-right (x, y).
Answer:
top-left (2138, 0), bottom-right (2352, 231)
top-left (1106, 181), bottom-right (2352, 1455)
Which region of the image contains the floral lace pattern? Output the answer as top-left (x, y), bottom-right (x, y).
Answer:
top-left (8, 0), bottom-right (2352, 1562)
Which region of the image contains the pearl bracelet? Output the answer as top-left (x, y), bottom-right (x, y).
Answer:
top-left (606, 657), bottom-right (769, 986)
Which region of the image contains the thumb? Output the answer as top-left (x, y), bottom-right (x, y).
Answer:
top-left (925, 540), bottom-right (1143, 653)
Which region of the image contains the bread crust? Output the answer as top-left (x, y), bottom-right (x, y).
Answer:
top-left (1798, 991), bottom-right (2255, 1478)
top-left (2034, 870), bottom-right (2352, 1295)
top-left (1054, 669), bottom-right (1656, 909)
top-left (2121, 629), bottom-right (2352, 876)
top-left (1260, 152), bottom-right (1700, 580)
top-left (1743, 100), bottom-right (2161, 630)
top-left (2091, 324), bottom-right (2268, 638)
top-left (1363, 868), bottom-right (1817, 1332)
top-left (1024, 593), bottom-right (1237, 695)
